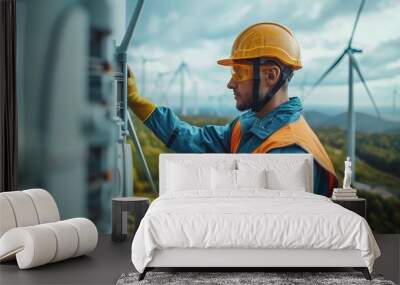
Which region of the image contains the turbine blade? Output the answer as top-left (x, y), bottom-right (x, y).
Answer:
top-left (166, 67), bottom-right (181, 91)
top-left (350, 54), bottom-right (382, 119)
top-left (183, 64), bottom-right (194, 80)
top-left (117, 0), bottom-right (145, 53)
top-left (348, 0), bottom-right (366, 47)
top-left (183, 64), bottom-right (198, 87)
top-left (311, 50), bottom-right (347, 90)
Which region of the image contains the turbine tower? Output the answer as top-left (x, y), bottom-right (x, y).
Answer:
top-left (393, 88), bottom-right (398, 120)
top-left (192, 81), bottom-right (199, 115)
top-left (309, 0), bottom-right (381, 181)
top-left (299, 72), bottom-right (308, 102)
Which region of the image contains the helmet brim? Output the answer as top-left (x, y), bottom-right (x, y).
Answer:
top-left (217, 58), bottom-right (234, 66)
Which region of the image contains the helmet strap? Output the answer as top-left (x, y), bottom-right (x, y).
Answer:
top-left (251, 59), bottom-right (261, 112)
top-left (251, 59), bottom-right (293, 113)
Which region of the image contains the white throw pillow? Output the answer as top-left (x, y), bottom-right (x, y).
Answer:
top-left (167, 162), bottom-right (212, 191)
top-left (211, 169), bottom-right (268, 191)
top-left (211, 168), bottom-right (237, 191)
top-left (236, 169), bottom-right (267, 189)
top-left (266, 168), bottom-right (307, 192)
top-left (238, 159), bottom-right (309, 192)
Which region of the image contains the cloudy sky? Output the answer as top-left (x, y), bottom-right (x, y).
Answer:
top-left (126, 0), bottom-right (400, 116)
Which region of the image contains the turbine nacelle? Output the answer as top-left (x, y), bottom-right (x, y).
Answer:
top-left (347, 47), bottom-right (363, 54)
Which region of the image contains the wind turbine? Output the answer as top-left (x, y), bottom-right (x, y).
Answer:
top-left (139, 56), bottom-right (159, 98)
top-left (165, 61), bottom-right (197, 116)
top-left (208, 94), bottom-right (219, 116)
top-left (153, 71), bottom-right (174, 105)
top-left (182, 63), bottom-right (198, 115)
top-left (308, 0), bottom-right (381, 181)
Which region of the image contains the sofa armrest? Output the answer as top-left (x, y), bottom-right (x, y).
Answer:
top-left (0, 218), bottom-right (98, 269)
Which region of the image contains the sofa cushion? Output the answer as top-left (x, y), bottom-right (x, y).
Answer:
top-left (0, 189), bottom-right (60, 238)
top-left (0, 196), bottom-right (17, 237)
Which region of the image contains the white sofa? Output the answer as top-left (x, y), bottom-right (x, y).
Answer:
top-left (0, 189), bottom-right (98, 269)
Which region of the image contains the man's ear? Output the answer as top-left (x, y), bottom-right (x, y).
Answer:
top-left (261, 65), bottom-right (281, 87)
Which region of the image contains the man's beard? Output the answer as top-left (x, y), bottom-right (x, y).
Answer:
top-left (236, 98), bottom-right (253, 111)
top-left (236, 103), bottom-right (251, 111)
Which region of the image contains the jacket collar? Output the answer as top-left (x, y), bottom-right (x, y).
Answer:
top-left (239, 97), bottom-right (303, 139)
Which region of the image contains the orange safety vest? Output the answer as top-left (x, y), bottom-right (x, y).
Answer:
top-left (230, 115), bottom-right (338, 196)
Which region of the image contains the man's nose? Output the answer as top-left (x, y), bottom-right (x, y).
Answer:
top-left (227, 78), bottom-right (236, 90)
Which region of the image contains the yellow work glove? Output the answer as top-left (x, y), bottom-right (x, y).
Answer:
top-left (127, 66), bottom-right (156, 122)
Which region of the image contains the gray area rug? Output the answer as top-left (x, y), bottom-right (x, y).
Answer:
top-left (116, 271), bottom-right (396, 285)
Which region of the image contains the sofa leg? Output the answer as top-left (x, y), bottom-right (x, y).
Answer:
top-left (138, 268), bottom-right (150, 281)
top-left (354, 267), bottom-right (371, 280)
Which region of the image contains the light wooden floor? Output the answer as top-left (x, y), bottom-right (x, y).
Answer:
top-left (0, 234), bottom-right (398, 284)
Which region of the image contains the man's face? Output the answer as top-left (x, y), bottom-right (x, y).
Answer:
top-left (227, 77), bottom-right (253, 111)
top-left (226, 61), bottom-right (257, 111)
top-left (226, 61), bottom-right (281, 111)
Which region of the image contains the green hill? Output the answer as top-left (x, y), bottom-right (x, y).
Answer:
top-left (303, 111), bottom-right (400, 134)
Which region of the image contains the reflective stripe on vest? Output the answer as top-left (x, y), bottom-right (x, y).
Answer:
top-left (230, 115), bottom-right (338, 196)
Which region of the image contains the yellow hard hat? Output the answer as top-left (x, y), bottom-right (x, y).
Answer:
top-left (217, 22), bottom-right (302, 70)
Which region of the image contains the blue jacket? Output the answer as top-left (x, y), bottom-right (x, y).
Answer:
top-left (144, 97), bottom-right (328, 195)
